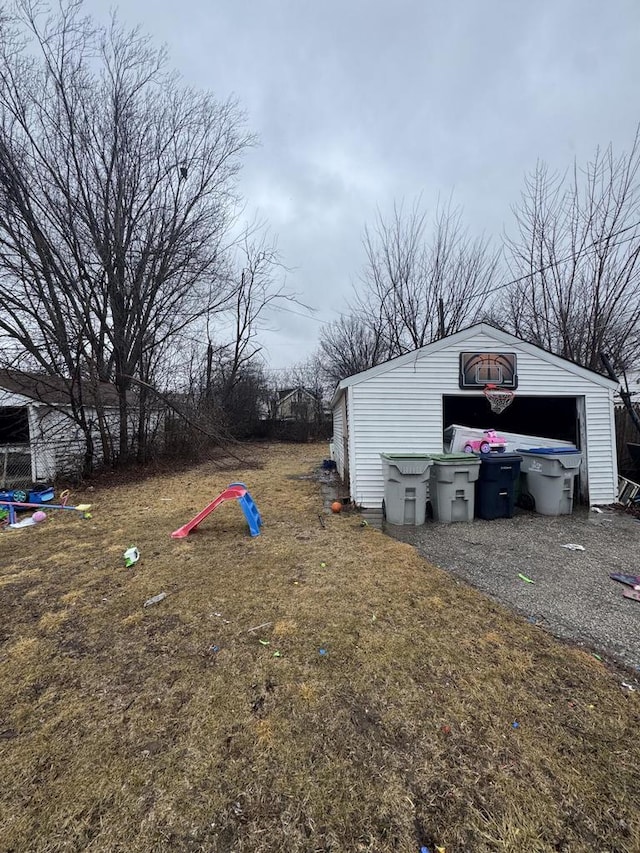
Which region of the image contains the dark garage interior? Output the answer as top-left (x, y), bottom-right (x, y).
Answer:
top-left (443, 395), bottom-right (579, 446)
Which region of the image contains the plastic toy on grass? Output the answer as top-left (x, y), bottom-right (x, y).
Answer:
top-left (0, 498), bottom-right (91, 513)
top-left (463, 429), bottom-right (507, 454)
top-left (0, 486), bottom-right (55, 504)
top-left (171, 483), bottom-right (262, 539)
top-left (9, 517), bottom-right (37, 528)
top-left (0, 490), bottom-right (91, 527)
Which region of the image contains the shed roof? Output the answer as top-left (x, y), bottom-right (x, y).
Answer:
top-left (331, 323), bottom-right (619, 407)
top-left (0, 370), bottom-right (121, 407)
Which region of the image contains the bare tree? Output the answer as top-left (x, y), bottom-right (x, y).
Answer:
top-left (160, 232), bottom-right (296, 440)
top-left (0, 0), bottom-right (253, 469)
top-left (355, 200), bottom-right (500, 357)
top-left (314, 200), bottom-right (498, 386)
top-left (316, 315), bottom-right (389, 387)
top-left (207, 234), bottom-right (288, 409)
top-left (501, 133), bottom-right (640, 371)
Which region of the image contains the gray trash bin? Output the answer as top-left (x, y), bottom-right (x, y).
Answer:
top-left (429, 453), bottom-right (482, 523)
top-left (380, 454), bottom-right (433, 525)
top-left (517, 448), bottom-right (582, 516)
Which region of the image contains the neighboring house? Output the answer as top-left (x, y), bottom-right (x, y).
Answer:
top-left (274, 387), bottom-right (323, 422)
top-left (331, 323), bottom-right (619, 508)
top-left (0, 370), bottom-right (121, 486)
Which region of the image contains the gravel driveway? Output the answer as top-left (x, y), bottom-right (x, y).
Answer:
top-left (387, 507), bottom-right (640, 673)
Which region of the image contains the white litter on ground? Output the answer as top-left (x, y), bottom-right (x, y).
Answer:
top-left (143, 592), bottom-right (167, 607)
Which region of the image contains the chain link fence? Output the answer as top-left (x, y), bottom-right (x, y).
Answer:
top-left (0, 445), bottom-right (32, 489)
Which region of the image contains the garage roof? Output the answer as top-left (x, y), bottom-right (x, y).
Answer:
top-left (331, 323), bottom-right (619, 406)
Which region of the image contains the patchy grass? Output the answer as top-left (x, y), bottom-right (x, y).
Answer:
top-left (0, 443), bottom-right (638, 852)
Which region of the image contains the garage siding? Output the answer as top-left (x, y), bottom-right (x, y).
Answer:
top-left (345, 330), bottom-right (617, 508)
top-left (332, 396), bottom-right (345, 481)
top-left (584, 389), bottom-right (618, 504)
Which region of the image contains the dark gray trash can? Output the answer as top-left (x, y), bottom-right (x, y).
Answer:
top-left (380, 454), bottom-right (433, 525)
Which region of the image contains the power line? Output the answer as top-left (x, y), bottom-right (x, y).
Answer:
top-left (269, 219), bottom-right (640, 331)
top-left (267, 303), bottom-right (325, 323)
top-left (179, 219), bottom-right (640, 351)
top-left (474, 224), bottom-right (640, 302)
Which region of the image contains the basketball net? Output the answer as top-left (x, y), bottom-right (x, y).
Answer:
top-left (483, 383), bottom-right (515, 414)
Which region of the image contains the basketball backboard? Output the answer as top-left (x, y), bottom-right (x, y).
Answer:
top-left (459, 352), bottom-right (518, 389)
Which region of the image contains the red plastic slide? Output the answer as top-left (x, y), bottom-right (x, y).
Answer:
top-left (170, 485), bottom-right (247, 539)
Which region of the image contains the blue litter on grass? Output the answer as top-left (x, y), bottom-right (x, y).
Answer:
top-left (319, 649), bottom-right (328, 656)
top-left (512, 721), bottom-right (520, 729)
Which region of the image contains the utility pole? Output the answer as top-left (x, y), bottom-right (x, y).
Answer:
top-left (438, 297), bottom-right (445, 339)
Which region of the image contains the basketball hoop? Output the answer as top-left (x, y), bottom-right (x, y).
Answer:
top-left (483, 383), bottom-right (515, 415)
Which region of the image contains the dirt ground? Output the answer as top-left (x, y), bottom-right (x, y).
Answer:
top-left (388, 505), bottom-right (640, 673)
top-left (0, 443), bottom-right (639, 852)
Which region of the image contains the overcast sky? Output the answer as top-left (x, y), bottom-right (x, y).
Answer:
top-left (87, 0), bottom-right (640, 369)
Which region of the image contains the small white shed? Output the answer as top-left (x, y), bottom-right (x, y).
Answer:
top-left (331, 323), bottom-right (619, 508)
top-left (0, 370), bottom-right (121, 485)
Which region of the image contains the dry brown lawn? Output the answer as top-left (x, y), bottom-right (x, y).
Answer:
top-left (0, 442), bottom-right (638, 852)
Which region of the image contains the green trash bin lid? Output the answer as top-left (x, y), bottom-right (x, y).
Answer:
top-left (380, 453), bottom-right (433, 459)
top-left (380, 453), bottom-right (433, 475)
top-left (429, 452), bottom-right (481, 463)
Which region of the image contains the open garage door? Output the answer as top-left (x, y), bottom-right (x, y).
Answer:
top-left (443, 395), bottom-right (579, 444)
top-left (443, 395), bottom-right (586, 502)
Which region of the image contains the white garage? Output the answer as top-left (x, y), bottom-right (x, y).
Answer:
top-left (331, 323), bottom-right (619, 508)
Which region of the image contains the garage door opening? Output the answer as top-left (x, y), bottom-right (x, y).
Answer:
top-left (443, 395), bottom-right (579, 446)
top-left (443, 394), bottom-right (586, 502)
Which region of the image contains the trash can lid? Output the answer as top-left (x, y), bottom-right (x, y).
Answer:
top-left (479, 453), bottom-right (522, 463)
top-left (380, 452), bottom-right (433, 459)
top-left (429, 453), bottom-right (481, 463)
top-left (516, 447), bottom-right (580, 455)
